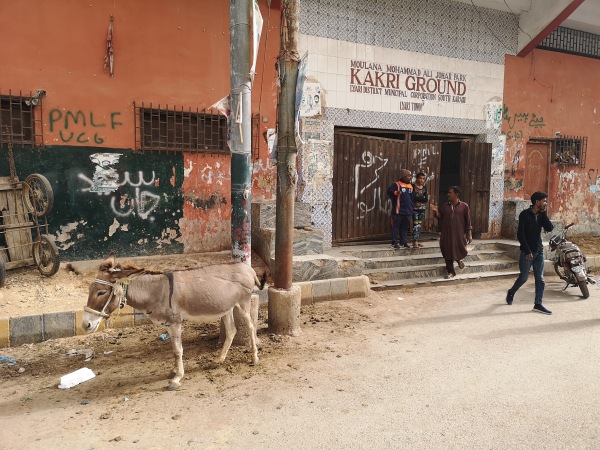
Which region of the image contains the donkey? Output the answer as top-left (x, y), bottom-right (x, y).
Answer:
top-left (83, 252), bottom-right (266, 390)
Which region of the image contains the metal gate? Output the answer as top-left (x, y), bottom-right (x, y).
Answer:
top-left (332, 132), bottom-right (407, 244)
top-left (408, 140), bottom-right (441, 234)
top-left (460, 141), bottom-right (492, 238)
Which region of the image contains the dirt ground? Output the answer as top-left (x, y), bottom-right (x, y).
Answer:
top-left (2, 277), bottom-right (600, 449)
top-left (1, 236), bottom-right (599, 319)
top-left (1, 241), bottom-right (600, 449)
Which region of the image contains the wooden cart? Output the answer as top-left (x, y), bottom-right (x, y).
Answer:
top-left (0, 174), bottom-right (59, 287)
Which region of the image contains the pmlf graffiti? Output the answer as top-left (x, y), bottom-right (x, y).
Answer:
top-left (354, 151), bottom-right (390, 218)
top-left (78, 153), bottom-right (160, 221)
top-left (49, 109), bottom-right (123, 144)
top-left (412, 145), bottom-right (440, 168)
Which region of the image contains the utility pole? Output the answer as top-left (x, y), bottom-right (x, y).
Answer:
top-left (268, 0), bottom-right (301, 336)
top-left (230, 0), bottom-right (253, 264)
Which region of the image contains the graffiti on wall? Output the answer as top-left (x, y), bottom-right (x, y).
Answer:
top-left (502, 105), bottom-right (545, 140)
top-left (411, 145), bottom-right (438, 184)
top-left (485, 101), bottom-right (502, 130)
top-left (297, 139), bottom-right (332, 206)
top-left (78, 153), bottom-right (160, 220)
top-left (49, 109), bottom-right (123, 144)
top-left (354, 150), bottom-right (390, 218)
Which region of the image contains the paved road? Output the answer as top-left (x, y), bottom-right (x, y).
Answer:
top-left (2, 277), bottom-right (600, 449)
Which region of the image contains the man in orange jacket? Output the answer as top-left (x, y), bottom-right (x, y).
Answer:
top-left (387, 169), bottom-right (414, 249)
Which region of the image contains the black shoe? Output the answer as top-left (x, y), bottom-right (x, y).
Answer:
top-left (533, 304), bottom-right (552, 315)
top-left (402, 243), bottom-right (410, 249)
top-left (506, 290), bottom-right (514, 305)
top-left (391, 244), bottom-right (400, 249)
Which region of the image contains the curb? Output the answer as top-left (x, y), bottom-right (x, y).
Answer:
top-left (0, 275), bottom-right (371, 348)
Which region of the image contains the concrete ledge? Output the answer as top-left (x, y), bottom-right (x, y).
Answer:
top-left (296, 275), bottom-right (370, 306)
top-left (0, 275), bottom-right (372, 348)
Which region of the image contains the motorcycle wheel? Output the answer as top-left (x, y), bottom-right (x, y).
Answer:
top-left (578, 280), bottom-right (590, 299)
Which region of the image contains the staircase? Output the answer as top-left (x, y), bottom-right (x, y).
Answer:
top-left (327, 240), bottom-right (521, 291)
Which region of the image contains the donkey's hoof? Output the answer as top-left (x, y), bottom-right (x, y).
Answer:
top-left (207, 360), bottom-right (221, 370)
top-left (250, 357), bottom-right (259, 366)
top-left (167, 381), bottom-right (181, 391)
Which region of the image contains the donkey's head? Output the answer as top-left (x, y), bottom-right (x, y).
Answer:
top-left (82, 252), bottom-right (142, 333)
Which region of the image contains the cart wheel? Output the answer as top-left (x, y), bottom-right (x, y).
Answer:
top-left (0, 257), bottom-right (5, 288)
top-left (33, 235), bottom-right (60, 277)
top-left (24, 174), bottom-right (54, 218)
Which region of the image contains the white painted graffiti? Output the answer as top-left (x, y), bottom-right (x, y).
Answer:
top-left (79, 162), bottom-right (160, 220)
top-left (354, 151), bottom-right (390, 218)
top-left (109, 188), bottom-right (161, 220)
top-left (412, 145), bottom-right (440, 167)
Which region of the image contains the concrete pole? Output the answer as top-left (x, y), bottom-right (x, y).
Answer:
top-left (268, 0), bottom-right (301, 336)
top-left (230, 0), bottom-right (253, 264)
top-left (226, 0), bottom-right (255, 345)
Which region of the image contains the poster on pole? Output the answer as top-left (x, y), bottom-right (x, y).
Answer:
top-left (294, 52), bottom-right (309, 146)
top-left (251, 0), bottom-right (264, 83)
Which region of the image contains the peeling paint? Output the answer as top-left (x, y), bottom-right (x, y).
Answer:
top-left (184, 160), bottom-right (194, 177)
top-left (184, 192), bottom-right (227, 211)
top-left (108, 218), bottom-right (120, 236)
top-left (170, 167), bottom-right (176, 187)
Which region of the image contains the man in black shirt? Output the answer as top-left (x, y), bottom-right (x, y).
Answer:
top-left (506, 192), bottom-right (554, 314)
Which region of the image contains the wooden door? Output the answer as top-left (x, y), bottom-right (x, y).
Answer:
top-left (525, 143), bottom-right (549, 198)
top-left (332, 132), bottom-right (407, 244)
top-left (460, 141), bottom-right (492, 238)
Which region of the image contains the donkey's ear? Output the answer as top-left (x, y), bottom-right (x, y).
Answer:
top-left (99, 253), bottom-right (117, 273)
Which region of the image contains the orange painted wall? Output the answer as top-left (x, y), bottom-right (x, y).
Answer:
top-left (0, 0), bottom-right (279, 253)
top-left (503, 49), bottom-right (600, 232)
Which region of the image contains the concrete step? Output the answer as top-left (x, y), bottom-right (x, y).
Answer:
top-left (362, 249), bottom-right (508, 269)
top-left (364, 258), bottom-right (519, 282)
top-left (370, 269), bottom-right (521, 290)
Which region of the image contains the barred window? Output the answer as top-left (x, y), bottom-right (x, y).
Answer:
top-left (552, 136), bottom-right (587, 168)
top-left (135, 103), bottom-right (228, 154)
top-left (0, 91), bottom-right (37, 146)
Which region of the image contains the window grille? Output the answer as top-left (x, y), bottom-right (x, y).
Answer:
top-left (135, 103), bottom-right (229, 154)
top-left (552, 135), bottom-right (587, 168)
top-left (538, 26), bottom-right (600, 60)
top-left (0, 90), bottom-right (43, 147)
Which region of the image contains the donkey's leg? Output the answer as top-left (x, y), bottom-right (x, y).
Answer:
top-left (215, 309), bottom-right (236, 363)
top-left (234, 303), bottom-right (259, 365)
top-left (167, 322), bottom-right (184, 390)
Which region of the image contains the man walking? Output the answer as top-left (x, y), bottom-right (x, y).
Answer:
top-left (506, 191), bottom-right (554, 314)
top-left (387, 169), bottom-right (414, 249)
top-left (430, 186), bottom-right (472, 278)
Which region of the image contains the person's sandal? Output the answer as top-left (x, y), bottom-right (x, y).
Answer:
top-left (458, 260), bottom-right (465, 269)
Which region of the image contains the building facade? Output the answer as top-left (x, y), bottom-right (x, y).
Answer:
top-left (0, 0), bottom-right (280, 260)
top-left (295, 0), bottom-right (517, 247)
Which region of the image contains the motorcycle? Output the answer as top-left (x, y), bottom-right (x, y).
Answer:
top-left (549, 223), bottom-right (595, 299)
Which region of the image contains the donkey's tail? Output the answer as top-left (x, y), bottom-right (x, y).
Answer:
top-left (255, 271), bottom-right (268, 290)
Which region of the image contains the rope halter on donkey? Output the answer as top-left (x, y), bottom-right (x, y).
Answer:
top-left (84, 278), bottom-right (128, 319)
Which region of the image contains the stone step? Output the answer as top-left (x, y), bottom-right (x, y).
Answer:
top-left (370, 269), bottom-right (521, 290)
top-left (362, 249), bottom-right (508, 269)
top-left (335, 241), bottom-right (511, 259)
top-left (364, 258), bottom-right (519, 282)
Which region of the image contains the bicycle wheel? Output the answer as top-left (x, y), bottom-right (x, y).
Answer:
top-left (33, 235), bottom-right (60, 277)
top-left (24, 174), bottom-right (54, 218)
